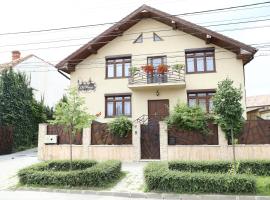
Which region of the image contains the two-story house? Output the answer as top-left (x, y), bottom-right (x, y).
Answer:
top-left (53, 5), bottom-right (257, 160)
top-left (57, 4), bottom-right (256, 121)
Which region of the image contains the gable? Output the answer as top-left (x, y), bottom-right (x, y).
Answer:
top-left (56, 5), bottom-right (257, 73)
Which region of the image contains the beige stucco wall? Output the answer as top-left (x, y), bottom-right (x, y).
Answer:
top-left (70, 18), bottom-right (246, 122)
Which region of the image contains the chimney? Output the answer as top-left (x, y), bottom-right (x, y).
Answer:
top-left (12, 50), bottom-right (21, 61)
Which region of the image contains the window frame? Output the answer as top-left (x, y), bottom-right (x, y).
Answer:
top-left (153, 32), bottom-right (163, 42)
top-left (105, 56), bottom-right (131, 79)
top-left (185, 47), bottom-right (216, 74)
top-left (187, 89), bottom-right (215, 113)
top-left (147, 56), bottom-right (167, 67)
top-left (105, 94), bottom-right (132, 118)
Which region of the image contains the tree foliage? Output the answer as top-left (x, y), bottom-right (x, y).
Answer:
top-left (166, 103), bottom-right (210, 135)
top-left (212, 78), bottom-right (244, 139)
top-left (0, 69), bottom-right (47, 150)
top-left (50, 88), bottom-right (95, 169)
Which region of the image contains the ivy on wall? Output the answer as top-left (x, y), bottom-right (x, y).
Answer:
top-left (0, 69), bottom-right (48, 150)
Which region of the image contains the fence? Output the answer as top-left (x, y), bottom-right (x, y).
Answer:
top-left (47, 125), bottom-right (82, 145)
top-left (91, 121), bottom-right (132, 145)
top-left (0, 126), bottom-right (13, 155)
top-left (38, 120), bottom-right (270, 161)
top-left (168, 123), bottom-right (218, 145)
top-left (238, 120), bottom-right (270, 144)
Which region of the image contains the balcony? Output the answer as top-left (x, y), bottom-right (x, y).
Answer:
top-left (128, 68), bottom-right (185, 90)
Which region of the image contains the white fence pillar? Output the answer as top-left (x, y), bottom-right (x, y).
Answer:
top-left (37, 123), bottom-right (47, 160)
top-left (82, 127), bottom-right (91, 159)
top-left (159, 121), bottom-right (168, 160)
top-left (218, 126), bottom-right (228, 146)
top-left (133, 122), bottom-right (141, 161)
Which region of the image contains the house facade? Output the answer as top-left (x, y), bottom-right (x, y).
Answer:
top-left (40, 5), bottom-right (265, 161)
top-left (57, 5), bottom-right (256, 123)
top-left (0, 52), bottom-right (70, 107)
top-left (246, 95), bottom-right (270, 120)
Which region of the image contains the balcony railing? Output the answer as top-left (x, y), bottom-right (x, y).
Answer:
top-left (128, 68), bottom-right (185, 86)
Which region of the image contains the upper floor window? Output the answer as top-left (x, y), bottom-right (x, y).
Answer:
top-left (185, 48), bottom-right (215, 73)
top-left (106, 57), bottom-right (131, 78)
top-left (105, 95), bottom-right (131, 117)
top-left (187, 90), bottom-right (215, 113)
top-left (153, 32), bottom-right (163, 41)
top-left (134, 33), bottom-right (143, 43)
top-left (147, 56), bottom-right (167, 68)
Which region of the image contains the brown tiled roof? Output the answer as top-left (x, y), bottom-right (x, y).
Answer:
top-left (246, 95), bottom-right (270, 107)
top-left (55, 4), bottom-right (257, 73)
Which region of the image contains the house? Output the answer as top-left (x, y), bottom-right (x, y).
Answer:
top-left (246, 95), bottom-right (270, 120)
top-left (0, 51), bottom-right (70, 107)
top-left (42, 5), bottom-right (262, 161)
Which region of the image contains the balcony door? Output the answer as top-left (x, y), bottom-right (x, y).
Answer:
top-left (147, 56), bottom-right (167, 83)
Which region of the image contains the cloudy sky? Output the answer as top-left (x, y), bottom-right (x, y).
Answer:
top-left (0, 0), bottom-right (269, 96)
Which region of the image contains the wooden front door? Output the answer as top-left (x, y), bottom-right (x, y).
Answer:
top-left (140, 100), bottom-right (169, 159)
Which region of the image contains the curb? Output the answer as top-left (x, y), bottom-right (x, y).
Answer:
top-left (11, 187), bottom-right (270, 199)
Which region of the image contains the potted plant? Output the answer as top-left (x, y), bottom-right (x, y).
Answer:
top-left (172, 64), bottom-right (184, 73)
top-left (142, 65), bottom-right (154, 74)
top-left (129, 66), bottom-right (139, 77)
top-left (157, 64), bottom-right (169, 74)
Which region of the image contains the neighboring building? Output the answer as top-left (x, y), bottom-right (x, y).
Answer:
top-left (246, 95), bottom-right (270, 120)
top-left (52, 5), bottom-right (258, 160)
top-left (0, 51), bottom-right (70, 107)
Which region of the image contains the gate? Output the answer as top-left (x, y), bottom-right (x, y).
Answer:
top-left (140, 118), bottom-right (160, 159)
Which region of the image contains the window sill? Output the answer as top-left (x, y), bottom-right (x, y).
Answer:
top-left (105, 77), bottom-right (129, 80)
top-left (186, 71), bottom-right (216, 74)
top-left (105, 115), bottom-right (132, 118)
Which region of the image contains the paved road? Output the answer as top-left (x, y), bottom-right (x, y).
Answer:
top-left (0, 191), bottom-right (146, 200)
top-left (0, 148), bottom-right (39, 190)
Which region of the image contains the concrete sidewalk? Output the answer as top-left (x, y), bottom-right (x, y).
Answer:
top-left (0, 148), bottom-right (39, 190)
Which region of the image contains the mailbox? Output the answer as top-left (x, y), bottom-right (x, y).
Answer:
top-left (44, 135), bottom-right (58, 144)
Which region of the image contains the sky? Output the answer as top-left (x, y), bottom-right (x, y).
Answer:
top-left (0, 0), bottom-right (269, 97)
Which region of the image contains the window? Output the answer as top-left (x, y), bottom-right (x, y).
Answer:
top-left (187, 91), bottom-right (215, 113)
top-left (147, 56), bottom-right (167, 68)
top-left (153, 32), bottom-right (163, 41)
top-left (106, 57), bottom-right (131, 78)
top-left (185, 48), bottom-right (215, 73)
top-left (105, 95), bottom-right (131, 117)
top-left (134, 33), bottom-right (143, 43)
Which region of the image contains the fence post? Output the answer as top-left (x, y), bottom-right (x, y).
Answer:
top-left (38, 123), bottom-right (47, 160)
top-left (159, 121), bottom-right (168, 160)
top-left (133, 122), bottom-right (141, 161)
top-left (218, 126), bottom-right (228, 146)
top-left (82, 126), bottom-right (91, 159)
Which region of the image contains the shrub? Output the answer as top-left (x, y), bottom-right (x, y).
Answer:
top-left (18, 160), bottom-right (121, 187)
top-left (144, 162), bottom-right (256, 194)
top-left (168, 160), bottom-right (270, 176)
top-left (166, 104), bottom-right (209, 135)
top-left (108, 116), bottom-right (132, 137)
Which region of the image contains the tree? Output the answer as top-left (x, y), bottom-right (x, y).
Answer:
top-left (0, 69), bottom-right (47, 150)
top-left (51, 88), bottom-right (95, 170)
top-left (213, 78), bottom-right (244, 172)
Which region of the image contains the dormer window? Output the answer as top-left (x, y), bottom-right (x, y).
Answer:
top-left (153, 32), bottom-right (162, 41)
top-left (134, 33), bottom-right (143, 43)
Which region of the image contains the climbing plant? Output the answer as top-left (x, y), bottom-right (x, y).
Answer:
top-left (0, 69), bottom-right (47, 150)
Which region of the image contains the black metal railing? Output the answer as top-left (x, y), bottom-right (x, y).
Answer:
top-left (128, 69), bottom-right (185, 85)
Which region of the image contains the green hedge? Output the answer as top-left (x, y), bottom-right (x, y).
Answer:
top-left (18, 160), bottom-right (121, 187)
top-left (169, 160), bottom-right (270, 176)
top-left (144, 162), bottom-right (256, 194)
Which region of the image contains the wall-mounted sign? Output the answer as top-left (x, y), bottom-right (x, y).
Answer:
top-left (78, 79), bottom-right (96, 92)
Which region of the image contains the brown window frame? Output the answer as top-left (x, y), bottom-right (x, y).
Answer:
top-left (187, 90), bottom-right (215, 113)
top-left (185, 47), bottom-right (216, 74)
top-left (147, 56), bottom-right (167, 66)
top-left (105, 95), bottom-right (132, 118)
top-left (105, 57), bottom-right (131, 79)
